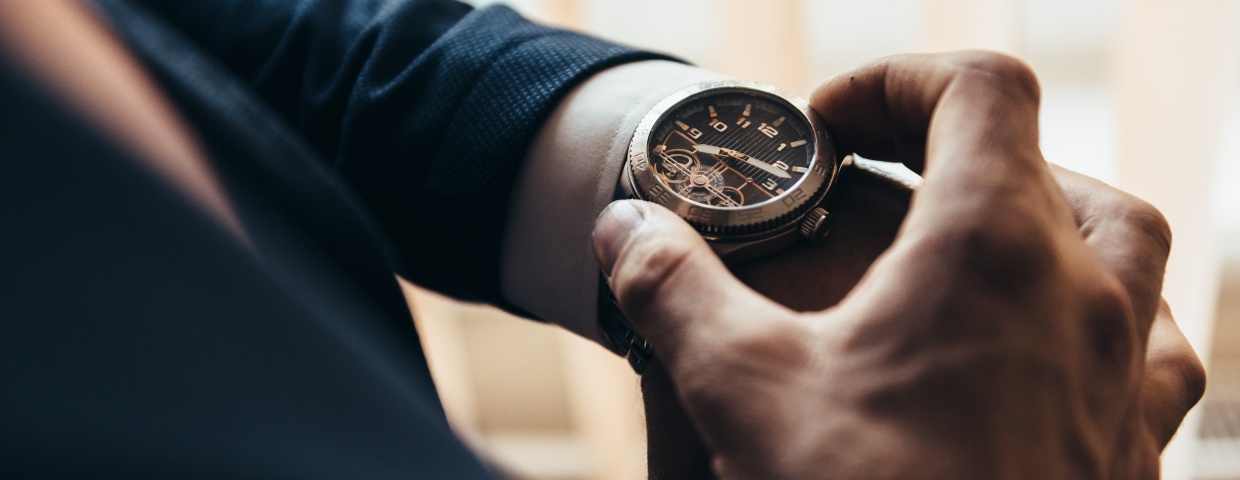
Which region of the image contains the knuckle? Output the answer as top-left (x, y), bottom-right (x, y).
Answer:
top-left (952, 214), bottom-right (1059, 289)
top-left (1145, 347), bottom-right (1207, 448)
top-left (1156, 350), bottom-right (1208, 414)
top-left (946, 51), bottom-right (1042, 103)
top-left (1111, 196), bottom-right (1173, 257)
top-left (1086, 276), bottom-right (1133, 322)
top-left (1082, 277), bottom-right (1138, 363)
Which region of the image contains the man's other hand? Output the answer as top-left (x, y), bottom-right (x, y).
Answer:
top-left (594, 51), bottom-right (1204, 480)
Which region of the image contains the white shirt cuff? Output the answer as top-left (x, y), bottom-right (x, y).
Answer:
top-left (501, 60), bottom-right (727, 344)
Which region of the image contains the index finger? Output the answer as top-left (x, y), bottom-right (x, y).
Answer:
top-left (813, 52), bottom-right (1040, 171)
top-left (812, 52), bottom-right (1079, 305)
top-left (814, 51), bottom-right (1057, 210)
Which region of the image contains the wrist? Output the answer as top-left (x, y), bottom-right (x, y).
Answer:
top-left (501, 60), bottom-right (725, 342)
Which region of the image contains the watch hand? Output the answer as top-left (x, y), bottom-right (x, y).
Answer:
top-left (724, 148), bottom-right (788, 178)
top-left (660, 151), bottom-right (740, 206)
top-left (703, 184), bottom-right (740, 207)
top-left (695, 145), bottom-right (750, 179)
top-left (692, 144), bottom-right (722, 155)
top-left (739, 156), bottom-right (788, 179)
top-left (659, 151), bottom-right (694, 177)
top-left (690, 148), bottom-right (777, 198)
top-left (699, 145), bottom-right (792, 179)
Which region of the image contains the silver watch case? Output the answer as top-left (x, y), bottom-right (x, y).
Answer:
top-left (622, 80), bottom-right (848, 260)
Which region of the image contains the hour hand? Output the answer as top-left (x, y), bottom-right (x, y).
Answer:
top-left (694, 144), bottom-right (791, 179)
top-left (692, 144), bottom-right (723, 156)
top-left (741, 155), bottom-right (792, 179)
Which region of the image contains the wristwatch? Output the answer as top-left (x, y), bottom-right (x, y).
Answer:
top-left (599, 80), bottom-right (859, 373)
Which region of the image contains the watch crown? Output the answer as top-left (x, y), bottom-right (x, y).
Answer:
top-left (799, 207), bottom-right (832, 243)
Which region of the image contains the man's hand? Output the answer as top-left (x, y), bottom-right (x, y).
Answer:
top-left (594, 52), bottom-right (1205, 479)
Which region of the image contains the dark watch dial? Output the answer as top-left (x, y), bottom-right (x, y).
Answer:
top-left (626, 81), bottom-right (840, 239)
top-left (647, 89), bottom-right (815, 208)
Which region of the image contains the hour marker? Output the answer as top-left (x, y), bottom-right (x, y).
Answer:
top-left (743, 104), bottom-right (752, 116)
top-left (776, 188), bottom-right (785, 194)
top-left (676, 120), bottom-right (690, 131)
top-left (791, 166), bottom-right (808, 173)
top-left (789, 140), bottom-right (808, 148)
top-left (709, 106), bottom-right (718, 117)
top-left (777, 143), bottom-right (787, 151)
top-left (772, 116), bottom-right (785, 127)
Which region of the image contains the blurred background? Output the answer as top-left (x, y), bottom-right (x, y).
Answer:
top-left (401, 1), bottom-right (1240, 478)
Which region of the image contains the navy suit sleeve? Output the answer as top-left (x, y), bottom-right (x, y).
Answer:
top-left (128, 0), bottom-right (676, 307)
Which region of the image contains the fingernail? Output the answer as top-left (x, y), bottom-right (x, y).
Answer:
top-left (593, 201), bottom-right (647, 276)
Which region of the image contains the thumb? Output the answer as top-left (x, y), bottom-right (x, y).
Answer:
top-left (593, 200), bottom-right (782, 365)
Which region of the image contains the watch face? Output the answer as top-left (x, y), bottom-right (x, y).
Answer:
top-left (647, 88), bottom-right (815, 208)
top-left (627, 81), bottom-right (839, 237)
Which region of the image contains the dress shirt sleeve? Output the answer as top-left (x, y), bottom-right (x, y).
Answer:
top-left (116, 0), bottom-right (679, 311)
top-left (503, 60), bottom-right (727, 342)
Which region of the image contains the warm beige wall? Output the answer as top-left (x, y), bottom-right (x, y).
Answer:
top-left (1115, 2), bottom-right (1240, 477)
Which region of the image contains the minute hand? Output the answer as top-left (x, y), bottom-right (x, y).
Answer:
top-left (730, 150), bottom-right (791, 179)
top-left (693, 144), bottom-right (792, 179)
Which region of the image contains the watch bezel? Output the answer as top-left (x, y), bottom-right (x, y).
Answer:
top-left (625, 80), bottom-right (841, 238)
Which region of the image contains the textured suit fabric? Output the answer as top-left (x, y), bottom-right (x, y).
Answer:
top-left (111, 0), bottom-right (675, 308)
top-left (0, 0), bottom-right (671, 477)
top-left (1, 61), bottom-right (491, 479)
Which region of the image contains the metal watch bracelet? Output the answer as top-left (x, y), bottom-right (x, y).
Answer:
top-left (597, 277), bottom-right (652, 373)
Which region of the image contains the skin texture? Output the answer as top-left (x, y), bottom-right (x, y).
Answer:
top-left (595, 52), bottom-right (1206, 479)
top-left (643, 158), bottom-right (911, 480)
